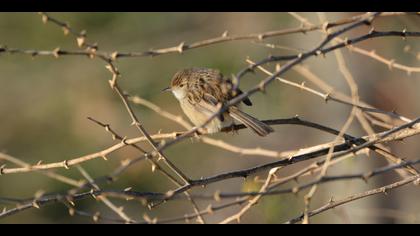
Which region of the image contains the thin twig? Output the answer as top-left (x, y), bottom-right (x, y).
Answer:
top-left (285, 174), bottom-right (420, 224)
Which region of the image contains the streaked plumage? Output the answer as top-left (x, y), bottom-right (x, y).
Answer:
top-left (166, 68), bottom-right (273, 136)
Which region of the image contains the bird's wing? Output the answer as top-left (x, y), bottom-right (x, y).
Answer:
top-left (223, 78), bottom-right (253, 106)
top-left (201, 93), bottom-right (225, 122)
top-left (235, 89), bottom-right (253, 106)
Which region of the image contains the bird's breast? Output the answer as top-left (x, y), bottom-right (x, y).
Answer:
top-left (179, 99), bottom-right (233, 133)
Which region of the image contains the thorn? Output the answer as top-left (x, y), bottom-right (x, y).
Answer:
top-left (362, 173), bottom-right (371, 183)
top-left (304, 195), bottom-right (312, 204)
top-left (388, 59), bottom-right (395, 71)
top-left (121, 159), bottom-right (130, 167)
top-left (165, 190), bottom-right (175, 198)
top-left (322, 22), bottom-right (330, 33)
top-left (93, 212), bottom-right (100, 222)
top-left (67, 198), bottom-right (76, 206)
top-left (143, 213), bottom-right (156, 224)
top-left (62, 160), bottom-right (70, 169)
top-left (159, 139), bottom-right (167, 147)
top-left (344, 37), bottom-right (350, 46)
top-left (90, 189), bottom-right (97, 200)
top-left (121, 136), bottom-right (128, 145)
top-left (77, 36), bottom-right (86, 48)
top-left (36, 160), bottom-right (43, 166)
top-left (292, 187), bottom-right (299, 195)
top-left (68, 208), bottom-right (75, 216)
top-left (88, 43), bottom-right (98, 52)
top-left (269, 167), bottom-right (279, 176)
top-left (108, 79), bottom-right (116, 89)
top-left (324, 92), bottom-right (331, 103)
top-left (0, 164), bottom-right (6, 175)
top-left (125, 196), bottom-right (134, 201)
top-left (213, 190), bottom-right (221, 202)
top-left (258, 82), bottom-right (266, 93)
top-left (146, 203), bottom-right (153, 210)
top-left (258, 34), bottom-right (264, 41)
top-left (41, 14), bottom-right (48, 24)
top-left (65, 194), bottom-right (75, 204)
top-left (407, 70), bottom-right (412, 77)
top-left (62, 27), bottom-right (69, 36)
top-left (105, 64), bottom-right (115, 74)
top-left (222, 30), bottom-right (229, 37)
top-left (32, 201), bottom-right (40, 209)
top-left (402, 28), bottom-right (407, 40)
top-left (88, 52), bottom-right (96, 59)
top-left (101, 155), bottom-right (108, 161)
top-left (206, 204), bottom-right (214, 214)
top-left (300, 81), bottom-right (306, 89)
top-left (275, 63), bottom-right (281, 72)
top-left (177, 42), bottom-right (185, 53)
top-left (329, 196), bottom-right (335, 204)
top-left (111, 51), bottom-right (119, 61)
top-left (124, 187), bottom-right (132, 192)
top-left (287, 154), bottom-right (295, 161)
top-left (299, 23), bottom-right (306, 32)
top-left (151, 164), bottom-right (157, 172)
top-left (184, 214), bottom-right (190, 224)
top-left (52, 47), bottom-right (60, 58)
top-left (231, 74), bottom-right (239, 95)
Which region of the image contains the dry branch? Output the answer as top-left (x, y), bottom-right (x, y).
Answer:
top-left (1, 12), bottom-right (419, 224)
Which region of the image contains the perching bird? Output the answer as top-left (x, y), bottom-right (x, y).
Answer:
top-left (163, 67), bottom-right (273, 136)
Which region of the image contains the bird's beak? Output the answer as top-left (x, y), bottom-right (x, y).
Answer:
top-left (162, 87), bottom-right (171, 92)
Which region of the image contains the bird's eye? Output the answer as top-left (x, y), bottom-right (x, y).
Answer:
top-left (180, 84), bottom-right (184, 88)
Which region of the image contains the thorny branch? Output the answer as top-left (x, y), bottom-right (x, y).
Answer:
top-left (1, 158), bottom-right (419, 222)
top-left (1, 12), bottom-right (420, 224)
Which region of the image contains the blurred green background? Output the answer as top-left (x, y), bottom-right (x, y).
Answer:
top-left (0, 12), bottom-right (419, 223)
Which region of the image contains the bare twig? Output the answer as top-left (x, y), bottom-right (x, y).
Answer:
top-left (1, 12), bottom-right (419, 224)
top-left (286, 174), bottom-right (420, 224)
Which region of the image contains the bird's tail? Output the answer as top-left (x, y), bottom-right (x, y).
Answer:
top-left (228, 107), bottom-right (274, 137)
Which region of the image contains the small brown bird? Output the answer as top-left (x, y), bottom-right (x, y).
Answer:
top-left (163, 68), bottom-right (274, 136)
